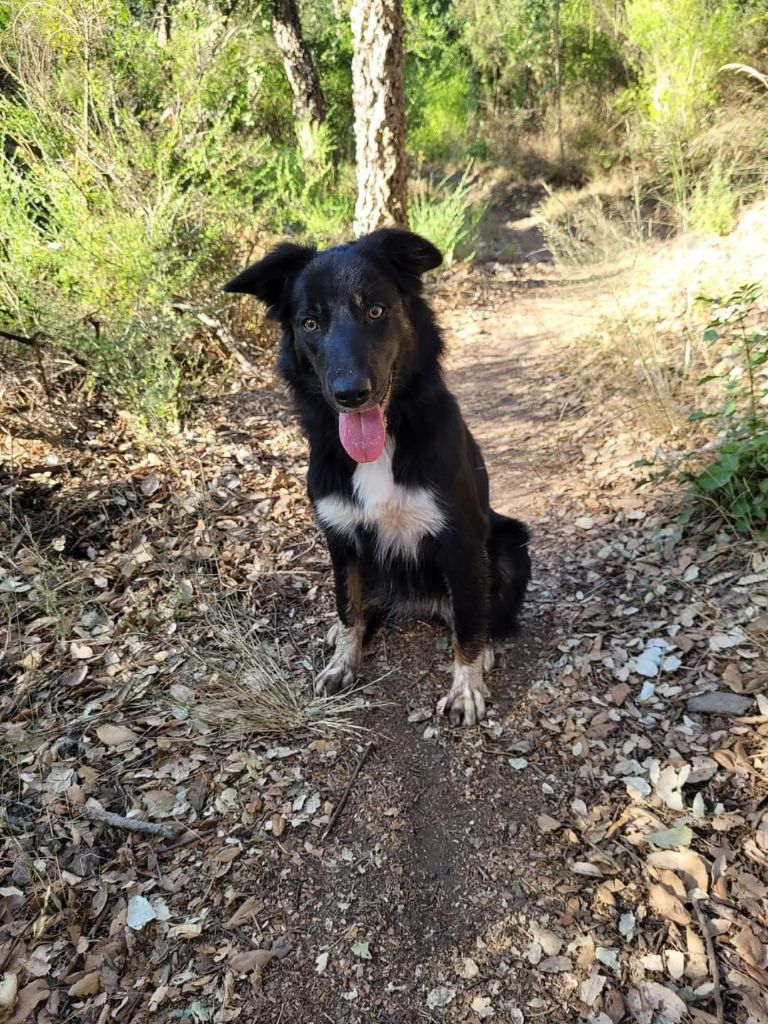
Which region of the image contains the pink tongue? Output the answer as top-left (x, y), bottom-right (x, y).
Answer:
top-left (338, 405), bottom-right (386, 463)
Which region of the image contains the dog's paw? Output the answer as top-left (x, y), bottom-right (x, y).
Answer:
top-left (314, 657), bottom-right (357, 696)
top-left (314, 620), bottom-right (362, 697)
top-left (483, 645), bottom-right (495, 672)
top-left (437, 655), bottom-right (489, 727)
top-left (437, 683), bottom-right (487, 726)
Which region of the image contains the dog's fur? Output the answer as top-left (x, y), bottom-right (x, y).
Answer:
top-left (225, 228), bottom-right (531, 725)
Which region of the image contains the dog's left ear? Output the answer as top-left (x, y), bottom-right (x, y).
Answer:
top-left (356, 228), bottom-right (442, 287)
top-left (223, 242), bottom-right (316, 320)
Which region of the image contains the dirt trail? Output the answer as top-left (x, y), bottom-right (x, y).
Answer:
top-left (255, 260), bottom-right (631, 1021)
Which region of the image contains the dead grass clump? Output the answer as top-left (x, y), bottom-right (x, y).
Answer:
top-left (178, 600), bottom-right (377, 739)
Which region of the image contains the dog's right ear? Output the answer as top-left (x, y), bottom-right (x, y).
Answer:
top-left (223, 243), bottom-right (316, 321)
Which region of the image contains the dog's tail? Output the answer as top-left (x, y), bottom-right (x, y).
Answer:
top-left (487, 510), bottom-right (531, 638)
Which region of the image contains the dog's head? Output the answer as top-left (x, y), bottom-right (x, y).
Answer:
top-left (224, 229), bottom-right (442, 462)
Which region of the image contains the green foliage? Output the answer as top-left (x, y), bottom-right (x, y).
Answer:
top-left (0, 0), bottom-right (349, 428)
top-left (688, 161), bottom-right (739, 236)
top-left (623, 0), bottom-right (738, 139)
top-left (409, 165), bottom-right (486, 264)
top-left (684, 285), bottom-right (768, 534)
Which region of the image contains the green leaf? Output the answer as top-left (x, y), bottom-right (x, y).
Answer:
top-left (702, 328), bottom-right (721, 343)
top-left (688, 411), bottom-right (714, 422)
top-left (645, 826), bottom-right (693, 849)
top-left (695, 463), bottom-right (735, 492)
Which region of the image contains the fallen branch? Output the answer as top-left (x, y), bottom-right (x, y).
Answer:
top-left (171, 303), bottom-right (256, 371)
top-left (321, 741), bottom-right (375, 841)
top-left (76, 805), bottom-right (178, 839)
top-left (693, 897), bottom-right (725, 1024)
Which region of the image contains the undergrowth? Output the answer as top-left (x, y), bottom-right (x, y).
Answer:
top-left (640, 284), bottom-right (768, 536)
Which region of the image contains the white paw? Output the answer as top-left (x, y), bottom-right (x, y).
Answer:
top-left (437, 653), bottom-right (489, 727)
top-left (483, 645), bottom-right (495, 671)
top-left (314, 621), bottom-right (362, 696)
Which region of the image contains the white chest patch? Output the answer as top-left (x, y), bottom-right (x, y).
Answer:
top-left (315, 439), bottom-right (446, 561)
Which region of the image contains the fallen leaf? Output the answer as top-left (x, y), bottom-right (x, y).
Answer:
top-left (457, 957), bottom-right (479, 980)
top-left (537, 814), bottom-right (561, 833)
top-left (224, 897), bottom-right (262, 929)
top-left (6, 979), bottom-right (49, 1024)
top-left (0, 973), bottom-right (17, 1009)
top-left (351, 940), bottom-right (372, 960)
top-left (647, 849), bottom-right (709, 893)
top-left (168, 920), bottom-right (203, 939)
top-left (96, 724), bottom-right (139, 747)
top-left (733, 926), bottom-right (765, 969)
top-left (230, 949), bottom-right (274, 973)
top-left (626, 981), bottom-right (687, 1024)
top-left (68, 970), bottom-right (100, 997)
top-left (645, 826), bottom-right (693, 850)
top-left (315, 951), bottom-right (329, 975)
top-left (426, 986), bottom-right (456, 1009)
top-left (579, 967), bottom-right (607, 1007)
top-left (687, 692), bottom-right (752, 715)
top-left (665, 950), bottom-right (685, 980)
top-left (538, 955), bottom-right (572, 973)
top-left (648, 883), bottom-right (691, 925)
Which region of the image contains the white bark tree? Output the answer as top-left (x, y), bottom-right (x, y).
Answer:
top-left (351, 0), bottom-right (408, 234)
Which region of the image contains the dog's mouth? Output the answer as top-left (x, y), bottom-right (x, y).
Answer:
top-left (337, 378), bottom-right (392, 464)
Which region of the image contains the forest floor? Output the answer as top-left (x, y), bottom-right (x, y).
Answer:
top-left (2, 192), bottom-right (768, 1024)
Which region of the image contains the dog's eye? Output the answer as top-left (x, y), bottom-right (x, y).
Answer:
top-left (368, 304), bottom-right (385, 320)
top-left (302, 317), bottom-right (319, 332)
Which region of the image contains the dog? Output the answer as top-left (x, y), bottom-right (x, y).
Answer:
top-left (224, 228), bottom-right (531, 725)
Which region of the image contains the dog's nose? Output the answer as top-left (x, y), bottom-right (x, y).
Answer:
top-left (332, 376), bottom-right (373, 409)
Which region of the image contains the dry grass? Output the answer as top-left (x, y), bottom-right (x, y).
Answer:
top-left (177, 599), bottom-right (382, 740)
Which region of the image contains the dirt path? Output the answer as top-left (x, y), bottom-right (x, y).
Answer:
top-left (253, 264), bottom-right (632, 1021)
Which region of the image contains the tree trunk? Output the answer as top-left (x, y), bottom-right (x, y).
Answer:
top-left (272, 0), bottom-right (326, 161)
top-left (552, 0), bottom-right (564, 166)
top-left (351, 0), bottom-right (408, 234)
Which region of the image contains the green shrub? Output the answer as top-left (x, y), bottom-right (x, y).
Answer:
top-left (409, 165), bottom-right (486, 265)
top-left (681, 285), bottom-right (768, 534)
top-left (688, 161), bottom-right (739, 236)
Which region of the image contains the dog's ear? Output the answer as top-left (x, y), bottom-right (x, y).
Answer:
top-left (356, 228), bottom-right (442, 289)
top-left (223, 243), bottom-right (316, 320)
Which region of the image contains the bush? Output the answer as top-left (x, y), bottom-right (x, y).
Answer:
top-left (641, 284), bottom-right (768, 534)
top-left (409, 165), bottom-right (486, 264)
top-left (0, 0), bottom-right (293, 427)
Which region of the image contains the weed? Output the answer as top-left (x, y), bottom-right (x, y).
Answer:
top-left (409, 165), bottom-right (486, 265)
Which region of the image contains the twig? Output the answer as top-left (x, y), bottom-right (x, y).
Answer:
top-left (76, 805), bottom-right (177, 839)
top-left (693, 897), bottom-right (725, 1024)
top-left (321, 741), bottom-right (375, 841)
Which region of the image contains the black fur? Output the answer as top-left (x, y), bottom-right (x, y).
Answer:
top-left (225, 229), bottom-right (531, 664)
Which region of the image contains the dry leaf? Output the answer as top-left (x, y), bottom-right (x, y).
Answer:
top-left (538, 955), bottom-right (572, 973)
top-left (627, 981), bottom-right (687, 1024)
top-left (733, 926), bottom-right (766, 969)
top-left (224, 897), bottom-right (263, 930)
top-left (168, 920), bottom-right (203, 939)
top-left (230, 949), bottom-right (274, 973)
top-left (6, 979), bottom-right (49, 1024)
top-left (537, 814), bottom-right (561, 833)
top-left (647, 850), bottom-right (709, 893)
top-left (648, 882), bottom-right (691, 925)
top-left (0, 973), bottom-right (17, 1009)
top-left (96, 724), bottom-right (139, 747)
top-left (68, 970), bottom-right (101, 997)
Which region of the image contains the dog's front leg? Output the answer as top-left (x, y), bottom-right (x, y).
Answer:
top-left (437, 544), bottom-right (490, 726)
top-left (314, 537), bottom-right (364, 696)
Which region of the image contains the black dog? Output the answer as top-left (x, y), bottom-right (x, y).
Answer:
top-left (225, 228), bottom-right (530, 725)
